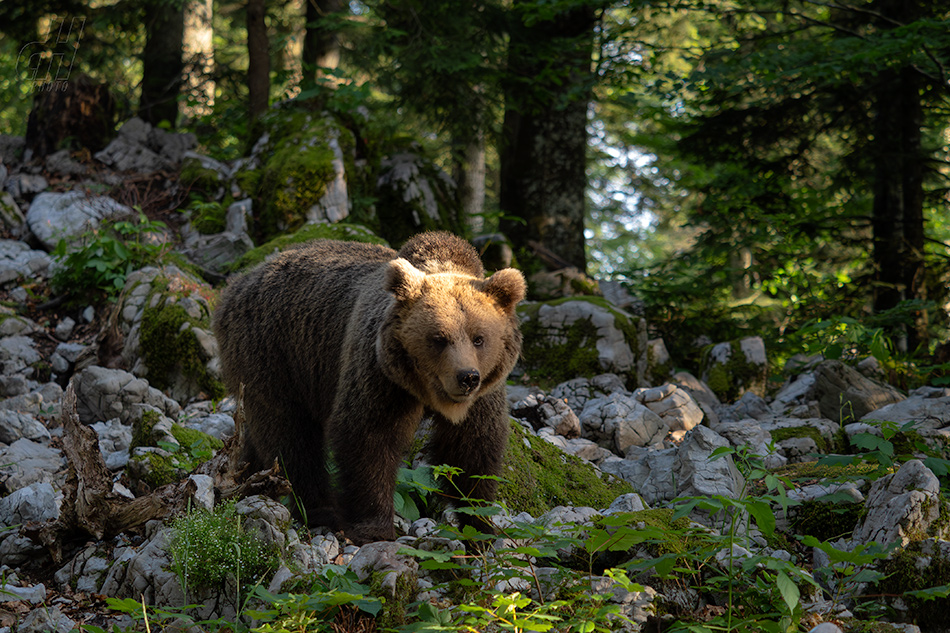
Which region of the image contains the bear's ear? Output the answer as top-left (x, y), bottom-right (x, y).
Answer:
top-left (482, 268), bottom-right (526, 314)
top-left (385, 258), bottom-right (426, 301)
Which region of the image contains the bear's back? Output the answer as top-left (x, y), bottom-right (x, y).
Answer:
top-left (397, 231), bottom-right (485, 277)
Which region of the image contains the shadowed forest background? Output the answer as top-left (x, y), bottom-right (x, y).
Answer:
top-left (2, 0), bottom-right (950, 376)
top-left (0, 2), bottom-right (950, 632)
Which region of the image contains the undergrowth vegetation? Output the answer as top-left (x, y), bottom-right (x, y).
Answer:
top-left (83, 436), bottom-right (950, 633)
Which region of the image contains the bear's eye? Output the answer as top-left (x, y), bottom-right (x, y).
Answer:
top-left (432, 334), bottom-right (449, 348)
top-left (472, 335), bottom-right (485, 347)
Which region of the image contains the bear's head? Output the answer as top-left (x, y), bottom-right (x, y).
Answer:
top-left (381, 257), bottom-right (526, 423)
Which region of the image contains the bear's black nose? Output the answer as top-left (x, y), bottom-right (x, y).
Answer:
top-left (457, 369), bottom-right (480, 394)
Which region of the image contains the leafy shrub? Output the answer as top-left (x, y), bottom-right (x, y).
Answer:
top-left (51, 213), bottom-right (168, 304)
top-left (169, 500), bottom-right (278, 596)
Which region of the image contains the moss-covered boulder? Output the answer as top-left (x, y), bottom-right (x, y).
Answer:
top-left (233, 107), bottom-right (361, 243)
top-left (700, 336), bottom-right (768, 402)
top-left (518, 297), bottom-right (648, 389)
top-left (499, 421), bottom-right (633, 517)
top-left (226, 222), bottom-right (387, 273)
top-left (374, 149), bottom-right (465, 246)
top-left (116, 265), bottom-right (223, 403)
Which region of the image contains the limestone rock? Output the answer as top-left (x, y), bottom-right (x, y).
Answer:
top-left (72, 366), bottom-right (180, 425)
top-left (520, 299), bottom-right (647, 387)
top-left (115, 266), bottom-right (223, 402)
top-left (54, 543), bottom-right (113, 593)
top-left (375, 150), bottom-right (458, 243)
top-left (860, 388), bottom-right (950, 445)
top-left (0, 240), bottom-right (52, 286)
top-left (550, 373), bottom-right (627, 413)
top-left (0, 439), bottom-right (65, 490)
top-left (812, 360), bottom-right (904, 422)
top-left (602, 426), bottom-right (744, 506)
top-left (853, 459), bottom-right (941, 547)
top-left (0, 410), bottom-right (50, 444)
top-left (701, 336), bottom-right (768, 401)
top-left (179, 198), bottom-right (254, 272)
top-left (18, 604), bottom-right (75, 633)
top-left (511, 393), bottom-right (581, 438)
top-left (634, 383), bottom-right (704, 434)
top-left (348, 541), bottom-right (419, 597)
top-left (91, 418), bottom-right (132, 470)
top-left (94, 117), bottom-right (197, 172)
top-left (672, 371), bottom-right (721, 426)
top-left (579, 392), bottom-right (669, 453)
top-left (27, 190), bottom-right (133, 250)
top-left (0, 192), bottom-right (26, 236)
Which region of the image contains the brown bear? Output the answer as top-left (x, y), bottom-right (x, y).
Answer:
top-left (212, 231), bottom-right (526, 543)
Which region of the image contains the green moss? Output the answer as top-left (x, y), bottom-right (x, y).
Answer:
top-left (227, 222), bottom-right (388, 272)
top-left (771, 459), bottom-right (881, 482)
top-left (139, 293), bottom-right (225, 400)
top-left (179, 156), bottom-right (223, 194)
top-left (234, 110), bottom-right (362, 243)
top-left (370, 569), bottom-right (418, 630)
top-left (131, 407), bottom-right (165, 450)
top-left (373, 151), bottom-right (464, 246)
top-left (769, 426), bottom-right (831, 453)
top-left (518, 296), bottom-right (643, 388)
top-left (30, 360), bottom-right (52, 383)
top-left (871, 541), bottom-right (950, 629)
top-left (131, 451), bottom-right (182, 488)
top-left (187, 200), bottom-right (228, 234)
top-left (499, 421), bottom-right (633, 517)
top-left (171, 423), bottom-right (224, 453)
top-left (790, 499), bottom-right (863, 541)
top-left (701, 340), bottom-right (767, 402)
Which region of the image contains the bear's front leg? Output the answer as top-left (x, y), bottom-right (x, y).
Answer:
top-left (329, 384), bottom-right (424, 544)
top-left (427, 387), bottom-right (510, 535)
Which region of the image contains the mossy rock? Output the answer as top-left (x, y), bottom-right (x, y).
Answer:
top-left (769, 425), bottom-right (835, 454)
top-left (871, 539), bottom-right (950, 630)
top-left (234, 108), bottom-right (369, 243)
top-left (517, 296), bottom-right (646, 389)
top-left (789, 499), bottom-right (864, 541)
top-left (374, 150), bottom-right (465, 246)
top-left (499, 421), bottom-right (633, 517)
top-left (121, 266), bottom-right (224, 402)
top-left (227, 222), bottom-right (387, 272)
top-left (180, 155), bottom-right (225, 198)
top-left (129, 450), bottom-right (185, 488)
top-left (700, 337), bottom-right (768, 402)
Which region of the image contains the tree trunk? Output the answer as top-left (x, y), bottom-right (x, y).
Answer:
top-left (499, 2), bottom-right (595, 273)
top-left (455, 132), bottom-right (486, 233)
top-left (870, 1), bottom-right (927, 351)
top-left (182, 0), bottom-right (215, 119)
top-left (139, 0), bottom-right (185, 127)
top-left (303, 0), bottom-right (345, 85)
top-left (247, 0), bottom-right (270, 122)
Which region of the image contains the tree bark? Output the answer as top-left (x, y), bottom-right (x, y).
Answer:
top-left (455, 132), bottom-right (487, 232)
top-left (499, 2), bottom-right (595, 273)
top-left (247, 0), bottom-right (270, 122)
top-left (870, 1), bottom-right (927, 351)
top-left (303, 0), bottom-right (345, 84)
top-left (182, 0), bottom-right (215, 119)
top-left (139, 0), bottom-right (185, 127)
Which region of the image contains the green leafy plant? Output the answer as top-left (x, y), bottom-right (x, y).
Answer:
top-left (248, 565), bottom-right (382, 632)
top-left (169, 500), bottom-right (279, 607)
top-left (395, 464), bottom-right (439, 524)
top-left (51, 213), bottom-right (169, 304)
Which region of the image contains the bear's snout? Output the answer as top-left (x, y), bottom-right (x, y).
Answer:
top-left (457, 368), bottom-right (481, 394)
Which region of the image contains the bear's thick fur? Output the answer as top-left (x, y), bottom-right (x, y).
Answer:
top-left (212, 232), bottom-right (526, 543)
